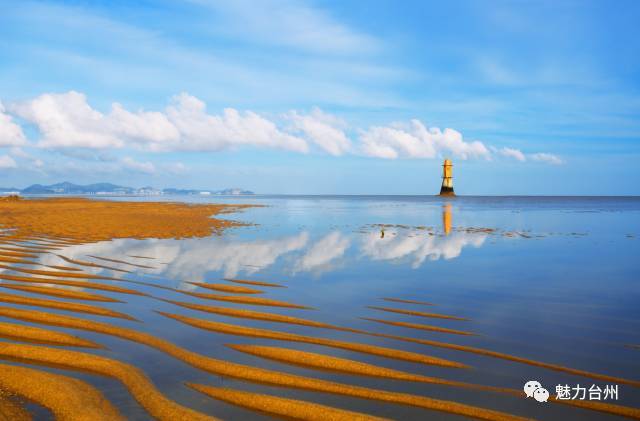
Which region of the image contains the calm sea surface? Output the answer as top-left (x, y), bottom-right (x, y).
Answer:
top-left (9, 195), bottom-right (640, 420)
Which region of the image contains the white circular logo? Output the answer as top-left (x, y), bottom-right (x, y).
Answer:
top-left (524, 380), bottom-right (542, 398)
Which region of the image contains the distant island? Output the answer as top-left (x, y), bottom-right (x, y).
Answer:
top-left (0, 182), bottom-right (254, 196)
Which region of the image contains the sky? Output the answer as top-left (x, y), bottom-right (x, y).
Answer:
top-left (0, 0), bottom-right (639, 195)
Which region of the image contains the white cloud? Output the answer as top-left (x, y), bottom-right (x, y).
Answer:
top-left (109, 102), bottom-right (180, 144)
top-left (121, 156), bottom-right (156, 174)
top-left (499, 147), bottom-right (526, 162)
top-left (5, 91), bottom-right (562, 167)
top-left (530, 152), bottom-right (563, 165)
top-left (0, 101), bottom-right (26, 147)
top-left (11, 91), bottom-right (127, 149)
top-left (163, 93), bottom-right (308, 153)
top-left (287, 107), bottom-right (351, 156)
top-left (10, 91), bottom-right (309, 153)
top-left (359, 119), bottom-right (491, 160)
top-left (0, 155), bottom-right (17, 169)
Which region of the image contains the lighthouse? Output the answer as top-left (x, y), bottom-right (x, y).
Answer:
top-left (439, 159), bottom-right (455, 196)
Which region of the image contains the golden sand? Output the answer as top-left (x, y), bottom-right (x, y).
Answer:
top-left (382, 297), bottom-right (435, 306)
top-left (367, 306), bottom-right (469, 321)
top-left (361, 317), bottom-right (476, 336)
top-left (0, 284), bottom-right (122, 303)
top-left (0, 306), bottom-right (526, 421)
top-left (0, 362), bottom-right (124, 421)
top-left (159, 312), bottom-right (466, 369)
top-left (0, 343), bottom-right (215, 421)
top-left (0, 394), bottom-right (31, 421)
top-left (22, 236), bottom-right (75, 246)
top-left (184, 291), bottom-right (310, 309)
top-left (0, 256), bottom-right (34, 264)
top-left (56, 255), bottom-right (131, 273)
top-left (0, 246), bottom-right (46, 254)
top-left (0, 264), bottom-right (117, 280)
top-left (188, 384), bottom-right (389, 421)
top-left (87, 255), bottom-right (155, 269)
top-left (0, 250), bottom-right (37, 258)
top-left (0, 197), bottom-right (251, 240)
top-left (0, 242), bottom-right (58, 252)
top-left (0, 273), bottom-right (146, 296)
top-left (162, 298), bottom-right (640, 390)
top-left (228, 346), bottom-right (640, 419)
top-left (225, 278), bottom-right (285, 288)
top-left (228, 345), bottom-right (511, 393)
top-left (368, 331), bottom-right (640, 388)
top-left (0, 321), bottom-right (100, 348)
top-left (43, 265), bottom-right (84, 272)
top-left (164, 300), bottom-right (357, 332)
top-left (0, 292), bottom-right (135, 320)
top-left (187, 282), bottom-right (263, 294)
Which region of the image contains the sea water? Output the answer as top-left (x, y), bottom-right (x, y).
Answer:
top-left (18, 195), bottom-right (640, 420)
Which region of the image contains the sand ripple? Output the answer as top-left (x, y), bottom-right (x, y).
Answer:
top-left (0, 362), bottom-right (123, 421)
top-left (188, 383), bottom-right (389, 421)
top-left (0, 344), bottom-right (215, 421)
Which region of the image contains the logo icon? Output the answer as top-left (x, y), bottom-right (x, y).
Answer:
top-left (534, 387), bottom-right (550, 402)
top-left (524, 380), bottom-right (549, 403)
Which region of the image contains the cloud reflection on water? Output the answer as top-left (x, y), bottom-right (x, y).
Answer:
top-left (35, 225), bottom-right (487, 284)
top-left (360, 230), bottom-right (486, 269)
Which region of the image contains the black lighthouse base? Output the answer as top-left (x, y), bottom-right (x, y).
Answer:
top-left (439, 186), bottom-right (455, 196)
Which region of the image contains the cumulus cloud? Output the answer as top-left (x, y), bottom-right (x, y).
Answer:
top-left (499, 147), bottom-right (526, 162)
top-left (0, 101), bottom-right (26, 147)
top-left (0, 155), bottom-right (17, 169)
top-left (493, 146), bottom-right (563, 165)
top-left (530, 152), bottom-right (563, 165)
top-left (10, 91), bottom-right (308, 153)
top-left (4, 91), bottom-right (563, 166)
top-left (163, 93), bottom-right (308, 153)
top-left (359, 119), bottom-right (491, 160)
top-left (9, 91), bottom-right (177, 149)
top-left (287, 107), bottom-right (351, 156)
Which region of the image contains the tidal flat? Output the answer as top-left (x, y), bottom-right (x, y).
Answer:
top-left (0, 195), bottom-right (638, 420)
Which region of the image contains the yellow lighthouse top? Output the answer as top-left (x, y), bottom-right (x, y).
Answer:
top-left (443, 159), bottom-right (452, 179)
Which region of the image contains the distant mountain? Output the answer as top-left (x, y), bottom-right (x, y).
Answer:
top-left (21, 182), bottom-right (134, 194)
top-left (21, 184), bottom-right (55, 194)
top-left (0, 187), bottom-right (20, 193)
top-left (12, 182), bottom-right (254, 196)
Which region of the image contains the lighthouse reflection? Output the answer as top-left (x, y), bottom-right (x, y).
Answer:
top-left (443, 203), bottom-right (452, 235)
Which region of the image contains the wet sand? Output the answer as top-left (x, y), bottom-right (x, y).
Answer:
top-left (0, 363), bottom-right (124, 421)
top-left (0, 197), bottom-right (252, 240)
top-left (188, 383), bottom-right (389, 421)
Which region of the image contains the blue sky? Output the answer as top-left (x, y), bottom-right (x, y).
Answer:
top-left (0, 0), bottom-right (639, 194)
